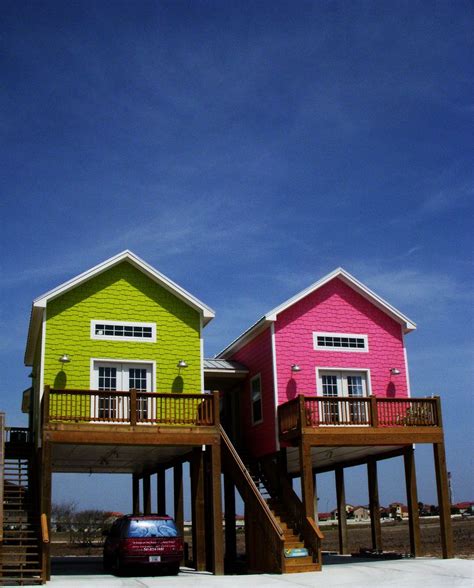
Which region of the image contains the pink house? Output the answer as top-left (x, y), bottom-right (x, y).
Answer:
top-left (215, 267), bottom-right (452, 563)
top-left (218, 268), bottom-right (416, 458)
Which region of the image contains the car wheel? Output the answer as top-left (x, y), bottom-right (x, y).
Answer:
top-left (168, 563), bottom-right (180, 575)
top-left (103, 554), bottom-right (111, 571)
top-left (113, 554), bottom-right (123, 575)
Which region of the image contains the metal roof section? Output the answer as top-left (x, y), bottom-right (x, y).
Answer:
top-left (24, 250), bottom-right (215, 365)
top-left (217, 267), bottom-right (416, 359)
top-left (203, 358), bottom-right (248, 374)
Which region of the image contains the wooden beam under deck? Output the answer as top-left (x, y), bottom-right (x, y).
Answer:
top-left (44, 424), bottom-right (220, 447)
top-left (282, 426), bottom-right (444, 446)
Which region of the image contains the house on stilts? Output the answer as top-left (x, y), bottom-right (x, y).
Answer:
top-left (0, 251), bottom-right (453, 584)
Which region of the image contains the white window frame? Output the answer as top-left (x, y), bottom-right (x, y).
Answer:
top-left (316, 367), bottom-right (372, 396)
top-left (316, 367), bottom-right (371, 426)
top-left (250, 373), bottom-right (263, 426)
top-left (90, 358), bottom-right (156, 422)
top-left (90, 320), bottom-right (157, 343)
top-left (313, 331), bottom-right (368, 352)
top-left (90, 358), bottom-right (156, 390)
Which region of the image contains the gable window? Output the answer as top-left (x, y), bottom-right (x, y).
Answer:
top-left (313, 332), bottom-right (368, 352)
top-left (250, 374), bottom-right (263, 425)
top-left (91, 320), bottom-right (156, 342)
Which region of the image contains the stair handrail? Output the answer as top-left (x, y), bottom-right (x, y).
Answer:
top-left (0, 412), bottom-right (4, 544)
top-left (219, 426), bottom-right (284, 538)
top-left (41, 513), bottom-right (50, 544)
top-left (260, 458), bottom-right (324, 562)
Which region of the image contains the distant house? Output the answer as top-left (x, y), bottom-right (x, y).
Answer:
top-left (389, 502), bottom-right (409, 520)
top-left (454, 502), bottom-right (474, 515)
top-left (331, 504), bottom-right (355, 520)
top-left (352, 506), bottom-right (370, 522)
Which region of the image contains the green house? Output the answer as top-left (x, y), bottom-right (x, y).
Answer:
top-left (24, 250), bottom-right (215, 432)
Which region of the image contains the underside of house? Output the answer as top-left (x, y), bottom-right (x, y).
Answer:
top-left (0, 376), bottom-right (453, 584)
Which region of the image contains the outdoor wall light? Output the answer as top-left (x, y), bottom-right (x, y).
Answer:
top-left (59, 354), bottom-right (71, 364)
top-left (177, 360), bottom-right (188, 368)
top-left (291, 364), bottom-right (301, 373)
top-left (390, 368), bottom-right (401, 375)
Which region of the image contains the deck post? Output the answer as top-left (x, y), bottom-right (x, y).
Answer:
top-left (173, 463), bottom-right (184, 534)
top-left (209, 442), bottom-right (224, 575)
top-left (403, 446), bottom-right (421, 556)
top-left (313, 471), bottom-right (319, 522)
top-left (433, 441), bottom-right (454, 558)
top-left (157, 470), bottom-right (166, 515)
top-left (367, 458), bottom-right (382, 551)
top-left (130, 388), bottom-right (137, 426)
top-left (132, 474), bottom-right (140, 514)
top-left (224, 474), bottom-right (237, 570)
top-left (40, 439), bottom-right (52, 581)
top-left (143, 474), bottom-right (151, 515)
top-left (299, 440), bottom-right (314, 518)
top-left (191, 447), bottom-right (206, 571)
top-left (335, 467), bottom-right (349, 555)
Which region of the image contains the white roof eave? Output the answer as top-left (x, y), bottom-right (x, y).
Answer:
top-left (32, 250), bottom-right (215, 322)
top-left (217, 267), bottom-right (416, 358)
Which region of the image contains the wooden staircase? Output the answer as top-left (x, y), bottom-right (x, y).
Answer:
top-left (0, 423), bottom-right (43, 586)
top-left (219, 426), bottom-right (322, 574)
top-left (247, 466), bottom-right (322, 573)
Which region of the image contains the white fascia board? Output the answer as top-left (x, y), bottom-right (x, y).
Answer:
top-left (216, 316), bottom-right (272, 359)
top-left (32, 249), bottom-right (215, 321)
top-left (266, 267), bottom-right (416, 333)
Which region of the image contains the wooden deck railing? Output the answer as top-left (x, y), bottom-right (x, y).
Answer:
top-left (43, 387), bottom-right (219, 427)
top-left (278, 395), bottom-right (440, 435)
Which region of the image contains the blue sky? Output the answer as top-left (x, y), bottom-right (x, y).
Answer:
top-left (1, 1), bottom-right (473, 514)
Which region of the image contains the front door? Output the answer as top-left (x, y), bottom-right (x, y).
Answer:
top-left (319, 370), bottom-right (368, 424)
top-left (92, 361), bottom-right (153, 421)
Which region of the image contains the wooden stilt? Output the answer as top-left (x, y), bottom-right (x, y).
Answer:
top-left (143, 474), bottom-right (151, 515)
top-left (299, 440), bottom-right (314, 518)
top-left (224, 474), bottom-right (236, 570)
top-left (173, 463), bottom-right (184, 534)
top-left (210, 442), bottom-right (224, 575)
top-left (157, 470), bottom-right (166, 515)
top-left (313, 471), bottom-right (319, 523)
top-left (335, 467), bottom-right (348, 555)
top-left (367, 458), bottom-right (382, 551)
top-left (433, 442), bottom-right (454, 558)
top-left (191, 447), bottom-right (206, 571)
top-left (132, 473), bottom-right (140, 514)
top-left (41, 440), bottom-right (52, 581)
top-left (404, 447), bottom-right (421, 556)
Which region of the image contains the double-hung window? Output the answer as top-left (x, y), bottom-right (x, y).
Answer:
top-left (250, 374), bottom-right (263, 425)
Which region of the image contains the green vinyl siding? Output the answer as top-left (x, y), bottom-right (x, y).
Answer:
top-left (44, 262), bottom-right (202, 413)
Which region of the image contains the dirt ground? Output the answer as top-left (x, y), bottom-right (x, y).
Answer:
top-left (51, 518), bottom-right (473, 560)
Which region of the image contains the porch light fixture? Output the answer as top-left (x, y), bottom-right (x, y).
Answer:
top-left (291, 364), bottom-right (301, 373)
top-left (177, 360), bottom-right (188, 368)
top-left (390, 368), bottom-right (401, 375)
top-left (59, 354), bottom-right (71, 364)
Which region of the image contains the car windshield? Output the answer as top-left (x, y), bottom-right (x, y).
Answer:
top-left (126, 519), bottom-right (179, 538)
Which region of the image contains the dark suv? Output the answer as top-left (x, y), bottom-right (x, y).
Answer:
top-left (103, 515), bottom-right (183, 575)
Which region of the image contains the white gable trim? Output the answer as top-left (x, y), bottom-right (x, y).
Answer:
top-left (25, 250), bottom-right (215, 366)
top-left (218, 267), bottom-right (416, 359)
top-left (33, 250), bottom-right (215, 322)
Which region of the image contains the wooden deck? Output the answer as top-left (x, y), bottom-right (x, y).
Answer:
top-left (278, 395), bottom-right (444, 446)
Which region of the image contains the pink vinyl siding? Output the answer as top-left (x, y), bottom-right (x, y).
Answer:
top-left (229, 327), bottom-right (277, 457)
top-left (274, 278), bottom-right (409, 405)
